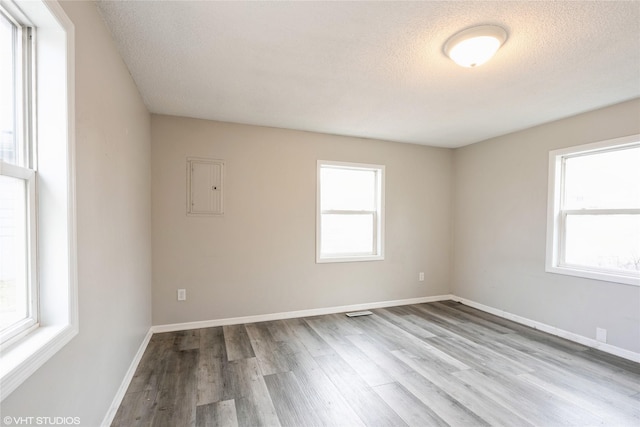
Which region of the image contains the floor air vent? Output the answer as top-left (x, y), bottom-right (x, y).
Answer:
top-left (345, 310), bottom-right (373, 317)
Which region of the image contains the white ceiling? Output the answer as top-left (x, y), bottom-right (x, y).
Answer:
top-left (96, 0), bottom-right (640, 148)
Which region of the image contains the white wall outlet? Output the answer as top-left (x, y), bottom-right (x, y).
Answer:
top-left (419, 272), bottom-right (425, 281)
top-left (596, 327), bottom-right (607, 343)
top-left (177, 288), bottom-right (186, 301)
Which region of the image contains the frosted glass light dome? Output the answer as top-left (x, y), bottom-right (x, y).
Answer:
top-left (444, 25), bottom-right (508, 68)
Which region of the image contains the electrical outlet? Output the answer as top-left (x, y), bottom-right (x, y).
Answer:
top-left (596, 327), bottom-right (607, 343)
top-left (419, 272), bottom-right (425, 281)
top-left (177, 289), bottom-right (186, 301)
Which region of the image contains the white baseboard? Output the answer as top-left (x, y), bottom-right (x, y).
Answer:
top-left (450, 295), bottom-right (640, 363)
top-left (151, 294), bottom-right (452, 333)
top-left (101, 329), bottom-right (154, 427)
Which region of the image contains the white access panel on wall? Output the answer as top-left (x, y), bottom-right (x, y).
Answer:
top-left (187, 157), bottom-right (224, 216)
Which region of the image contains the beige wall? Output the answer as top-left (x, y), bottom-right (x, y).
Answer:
top-left (1, 1), bottom-right (152, 424)
top-left (151, 116), bottom-right (452, 325)
top-left (452, 98), bottom-right (640, 353)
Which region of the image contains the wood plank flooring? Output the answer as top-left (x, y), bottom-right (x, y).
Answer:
top-left (112, 301), bottom-right (640, 426)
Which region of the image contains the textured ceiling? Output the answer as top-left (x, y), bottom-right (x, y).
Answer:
top-left (96, 0), bottom-right (640, 148)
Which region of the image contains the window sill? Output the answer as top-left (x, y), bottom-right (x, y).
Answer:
top-left (546, 265), bottom-right (640, 287)
top-left (0, 324), bottom-right (78, 401)
top-left (317, 255), bottom-right (385, 263)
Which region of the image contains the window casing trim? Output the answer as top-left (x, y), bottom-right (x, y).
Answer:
top-left (546, 134), bottom-right (640, 286)
top-left (316, 160), bottom-right (385, 263)
top-left (0, 0), bottom-right (77, 402)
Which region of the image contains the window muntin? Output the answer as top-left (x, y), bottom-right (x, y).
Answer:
top-left (317, 161), bottom-right (384, 262)
top-left (0, 7), bottom-right (36, 344)
top-left (547, 136), bottom-right (640, 285)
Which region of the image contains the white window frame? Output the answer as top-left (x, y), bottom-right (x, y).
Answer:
top-left (316, 160), bottom-right (385, 263)
top-left (0, 2), bottom-right (38, 347)
top-left (0, 165), bottom-right (38, 345)
top-left (0, 0), bottom-right (77, 401)
top-left (546, 134), bottom-right (640, 286)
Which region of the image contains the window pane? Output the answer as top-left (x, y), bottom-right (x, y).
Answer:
top-left (564, 146), bottom-right (640, 209)
top-left (0, 12), bottom-right (17, 165)
top-left (321, 214), bottom-right (373, 255)
top-left (0, 175), bottom-right (28, 331)
top-left (321, 167), bottom-right (376, 211)
top-left (564, 214), bottom-right (640, 273)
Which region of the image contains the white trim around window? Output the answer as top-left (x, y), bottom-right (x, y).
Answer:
top-left (0, 0), bottom-right (77, 401)
top-left (316, 160), bottom-right (385, 263)
top-left (546, 134), bottom-right (640, 286)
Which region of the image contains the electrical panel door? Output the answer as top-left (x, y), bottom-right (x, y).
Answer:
top-left (187, 158), bottom-right (224, 216)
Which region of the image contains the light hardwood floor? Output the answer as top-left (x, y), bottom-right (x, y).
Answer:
top-left (113, 301), bottom-right (640, 426)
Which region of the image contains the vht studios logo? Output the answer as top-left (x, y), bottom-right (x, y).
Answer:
top-left (3, 416), bottom-right (81, 426)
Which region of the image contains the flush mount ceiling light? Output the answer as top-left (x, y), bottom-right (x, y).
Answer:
top-left (444, 25), bottom-right (508, 68)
